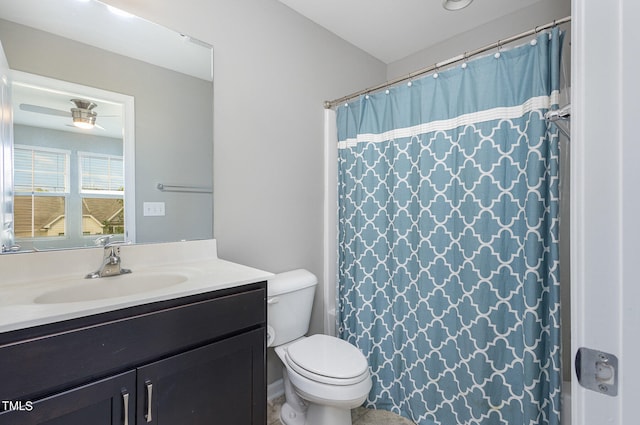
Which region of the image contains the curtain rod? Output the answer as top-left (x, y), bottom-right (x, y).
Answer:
top-left (324, 15), bottom-right (571, 109)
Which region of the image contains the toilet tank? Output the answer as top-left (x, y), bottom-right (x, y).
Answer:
top-left (267, 269), bottom-right (317, 347)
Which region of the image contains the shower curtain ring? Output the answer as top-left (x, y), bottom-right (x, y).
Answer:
top-left (531, 26), bottom-right (541, 45)
top-left (495, 40), bottom-right (502, 58)
top-left (433, 64), bottom-right (439, 79)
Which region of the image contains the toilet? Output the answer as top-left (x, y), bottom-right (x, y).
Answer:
top-left (268, 269), bottom-right (372, 425)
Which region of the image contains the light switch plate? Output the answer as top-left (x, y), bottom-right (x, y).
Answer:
top-left (143, 202), bottom-right (165, 216)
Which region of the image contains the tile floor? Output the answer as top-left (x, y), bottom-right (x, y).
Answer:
top-left (267, 396), bottom-right (415, 425)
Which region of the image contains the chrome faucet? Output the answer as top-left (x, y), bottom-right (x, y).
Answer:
top-left (86, 236), bottom-right (132, 279)
top-left (1, 221), bottom-right (19, 253)
top-left (1, 244), bottom-right (20, 253)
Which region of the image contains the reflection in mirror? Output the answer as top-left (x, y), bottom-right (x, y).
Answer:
top-left (0, 0), bottom-right (214, 253)
top-left (0, 43), bottom-right (12, 253)
top-left (11, 71), bottom-right (134, 251)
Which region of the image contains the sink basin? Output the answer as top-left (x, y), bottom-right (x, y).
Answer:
top-left (34, 272), bottom-right (189, 304)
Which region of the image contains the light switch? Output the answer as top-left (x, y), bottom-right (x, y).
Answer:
top-left (143, 202), bottom-right (165, 216)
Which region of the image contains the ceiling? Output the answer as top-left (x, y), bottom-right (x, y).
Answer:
top-left (0, 0), bottom-right (212, 81)
top-left (12, 81), bottom-right (124, 139)
top-left (277, 0), bottom-right (546, 64)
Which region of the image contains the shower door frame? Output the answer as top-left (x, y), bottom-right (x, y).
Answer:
top-left (572, 0), bottom-right (639, 423)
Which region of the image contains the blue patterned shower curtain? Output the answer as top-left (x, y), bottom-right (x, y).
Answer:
top-left (337, 29), bottom-right (563, 425)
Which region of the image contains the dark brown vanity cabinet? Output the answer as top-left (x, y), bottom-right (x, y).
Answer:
top-left (137, 329), bottom-right (263, 424)
top-left (0, 282), bottom-right (267, 425)
top-left (0, 371), bottom-right (136, 425)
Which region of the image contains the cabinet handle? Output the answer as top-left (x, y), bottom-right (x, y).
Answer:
top-left (145, 381), bottom-right (153, 423)
top-left (122, 392), bottom-right (129, 425)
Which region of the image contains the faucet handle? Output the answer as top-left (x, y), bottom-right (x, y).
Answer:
top-left (1, 244), bottom-right (21, 253)
top-left (94, 235), bottom-right (114, 246)
top-left (105, 239), bottom-right (129, 248)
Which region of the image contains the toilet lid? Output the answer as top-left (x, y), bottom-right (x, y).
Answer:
top-left (286, 334), bottom-right (369, 380)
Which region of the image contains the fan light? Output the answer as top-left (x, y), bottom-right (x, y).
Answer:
top-left (71, 99), bottom-right (97, 129)
top-left (443, 0), bottom-right (473, 11)
top-left (72, 117), bottom-right (95, 129)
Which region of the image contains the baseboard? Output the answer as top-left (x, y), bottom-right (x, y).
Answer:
top-left (267, 378), bottom-right (284, 401)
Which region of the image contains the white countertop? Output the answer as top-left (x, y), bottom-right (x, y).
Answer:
top-left (0, 240), bottom-right (273, 333)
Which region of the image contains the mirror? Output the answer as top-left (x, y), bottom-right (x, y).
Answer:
top-left (0, 0), bottom-right (214, 252)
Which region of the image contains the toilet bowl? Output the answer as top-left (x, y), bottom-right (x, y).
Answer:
top-left (275, 335), bottom-right (372, 425)
top-left (267, 270), bottom-right (372, 425)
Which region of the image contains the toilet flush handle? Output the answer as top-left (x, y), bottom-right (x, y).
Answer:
top-left (267, 297), bottom-right (279, 304)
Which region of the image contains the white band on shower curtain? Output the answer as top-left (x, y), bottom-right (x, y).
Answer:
top-left (323, 108), bottom-right (338, 337)
top-left (338, 91), bottom-right (560, 148)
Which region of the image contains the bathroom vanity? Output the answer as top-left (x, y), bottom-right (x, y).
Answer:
top-left (0, 240), bottom-right (271, 425)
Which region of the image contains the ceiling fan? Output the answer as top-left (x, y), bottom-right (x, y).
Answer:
top-left (19, 99), bottom-right (116, 130)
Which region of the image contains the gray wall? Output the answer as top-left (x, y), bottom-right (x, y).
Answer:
top-left (388, 0), bottom-right (571, 78)
top-left (0, 19), bottom-right (214, 244)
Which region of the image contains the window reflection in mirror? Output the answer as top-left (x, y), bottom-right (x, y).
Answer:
top-left (14, 131), bottom-right (125, 245)
top-left (9, 72), bottom-right (133, 251)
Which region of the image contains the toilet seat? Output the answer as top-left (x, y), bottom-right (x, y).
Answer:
top-left (285, 334), bottom-right (369, 386)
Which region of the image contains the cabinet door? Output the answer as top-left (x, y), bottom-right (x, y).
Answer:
top-left (0, 370), bottom-right (135, 425)
top-left (137, 328), bottom-right (265, 425)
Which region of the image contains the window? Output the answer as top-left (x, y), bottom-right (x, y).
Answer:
top-left (14, 146), bottom-right (69, 238)
top-left (79, 153), bottom-right (124, 194)
top-left (14, 146), bottom-right (69, 193)
top-left (13, 147), bottom-right (125, 241)
top-left (78, 152), bottom-right (124, 237)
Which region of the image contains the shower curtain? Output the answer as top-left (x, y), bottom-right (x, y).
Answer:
top-left (337, 29), bottom-right (563, 425)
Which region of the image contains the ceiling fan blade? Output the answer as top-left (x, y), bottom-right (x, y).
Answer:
top-left (20, 103), bottom-right (70, 117)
